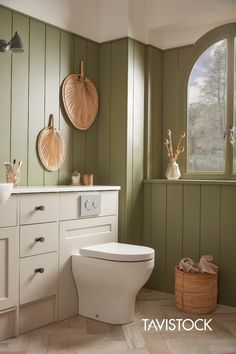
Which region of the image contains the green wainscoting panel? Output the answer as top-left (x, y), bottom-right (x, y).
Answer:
top-left (219, 283), bottom-right (236, 308)
top-left (28, 19), bottom-right (45, 186)
top-left (143, 180), bottom-right (236, 307)
top-left (59, 31), bottom-right (74, 185)
top-left (200, 185), bottom-right (220, 263)
top-left (126, 38), bottom-right (134, 244)
top-left (151, 183), bottom-right (166, 275)
top-left (183, 184), bottom-right (200, 259)
top-left (131, 41), bottom-right (145, 245)
top-left (98, 42), bottom-right (111, 185)
top-left (97, 38), bottom-right (145, 244)
top-left (220, 186), bottom-right (236, 285)
top-left (110, 39), bottom-right (128, 243)
top-left (72, 37), bottom-right (87, 176)
top-left (98, 38), bottom-right (129, 242)
top-left (0, 7), bottom-right (11, 182)
top-left (11, 12), bottom-right (29, 185)
top-left (144, 46), bottom-right (163, 179)
top-left (126, 39), bottom-right (145, 245)
top-left (166, 184), bottom-right (183, 277)
top-left (44, 25), bottom-right (60, 185)
top-left (143, 182), bottom-right (151, 246)
top-left (85, 41), bottom-right (99, 182)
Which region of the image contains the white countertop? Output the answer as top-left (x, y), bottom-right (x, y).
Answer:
top-left (11, 185), bottom-right (121, 194)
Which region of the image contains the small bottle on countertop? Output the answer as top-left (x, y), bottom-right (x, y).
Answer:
top-left (71, 171), bottom-right (81, 185)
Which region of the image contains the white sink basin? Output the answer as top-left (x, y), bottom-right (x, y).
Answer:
top-left (0, 183), bottom-right (13, 207)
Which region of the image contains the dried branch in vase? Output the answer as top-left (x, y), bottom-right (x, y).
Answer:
top-left (164, 129), bottom-right (185, 162)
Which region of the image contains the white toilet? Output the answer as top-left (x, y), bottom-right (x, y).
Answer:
top-left (72, 242), bottom-right (155, 324)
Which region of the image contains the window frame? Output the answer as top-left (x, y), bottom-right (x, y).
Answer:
top-left (181, 23), bottom-right (236, 180)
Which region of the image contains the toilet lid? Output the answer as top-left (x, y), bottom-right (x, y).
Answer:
top-left (79, 242), bottom-right (155, 262)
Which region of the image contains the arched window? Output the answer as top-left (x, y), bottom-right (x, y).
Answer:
top-left (185, 24), bottom-right (236, 178)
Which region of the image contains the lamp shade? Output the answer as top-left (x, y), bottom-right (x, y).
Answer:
top-left (10, 31), bottom-right (24, 53)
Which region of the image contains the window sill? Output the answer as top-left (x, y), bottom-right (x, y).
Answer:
top-left (143, 179), bottom-right (236, 185)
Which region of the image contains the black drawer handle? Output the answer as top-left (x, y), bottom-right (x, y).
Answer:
top-left (35, 237), bottom-right (45, 243)
top-left (34, 205), bottom-right (45, 211)
top-left (34, 268), bottom-right (44, 274)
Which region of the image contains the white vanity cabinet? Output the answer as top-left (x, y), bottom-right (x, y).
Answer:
top-left (18, 193), bottom-right (59, 334)
top-left (0, 186), bottom-right (120, 341)
top-left (0, 197), bottom-right (18, 341)
top-left (0, 228), bottom-right (18, 311)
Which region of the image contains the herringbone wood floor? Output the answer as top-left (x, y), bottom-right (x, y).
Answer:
top-left (1, 289), bottom-right (236, 354)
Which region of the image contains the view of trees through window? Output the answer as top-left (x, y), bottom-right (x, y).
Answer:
top-left (187, 40), bottom-right (227, 173)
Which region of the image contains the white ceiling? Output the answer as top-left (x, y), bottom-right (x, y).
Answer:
top-left (0, 0), bottom-right (235, 49)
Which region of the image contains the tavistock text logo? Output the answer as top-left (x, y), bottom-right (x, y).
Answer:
top-left (142, 318), bottom-right (213, 332)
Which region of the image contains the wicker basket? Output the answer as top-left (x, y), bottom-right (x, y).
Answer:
top-left (175, 266), bottom-right (217, 314)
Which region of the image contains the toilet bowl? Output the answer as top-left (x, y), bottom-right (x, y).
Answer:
top-left (72, 242), bottom-right (155, 324)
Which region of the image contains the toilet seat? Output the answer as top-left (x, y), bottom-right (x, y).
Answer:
top-left (79, 242), bottom-right (155, 262)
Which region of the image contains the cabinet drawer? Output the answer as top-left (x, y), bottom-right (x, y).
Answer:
top-left (20, 193), bottom-right (59, 225)
top-left (0, 195), bottom-right (17, 228)
top-left (20, 223), bottom-right (58, 258)
top-left (60, 191), bottom-right (118, 220)
top-left (20, 253), bottom-right (58, 305)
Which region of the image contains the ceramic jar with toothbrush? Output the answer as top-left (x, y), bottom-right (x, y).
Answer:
top-left (5, 160), bottom-right (22, 187)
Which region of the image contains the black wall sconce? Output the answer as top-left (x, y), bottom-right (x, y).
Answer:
top-left (0, 31), bottom-right (24, 53)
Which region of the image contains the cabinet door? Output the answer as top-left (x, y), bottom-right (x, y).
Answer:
top-left (59, 216), bottom-right (118, 320)
top-left (0, 227), bottom-right (18, 311)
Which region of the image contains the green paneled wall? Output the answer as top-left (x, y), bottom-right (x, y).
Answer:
top-left (98, 39), bottom-right (145, 244)
top-left (0, 6), bottom-right (99, 185)
top-left (144, 46), bottom-right (163, 179)
top-left (143, 180), bottom-right (236, 307)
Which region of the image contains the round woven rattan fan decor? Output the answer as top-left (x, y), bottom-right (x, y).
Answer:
top-left (62, 60), bottom-right (98, 130)
top-left (37, 115), bottom-right (66, 171)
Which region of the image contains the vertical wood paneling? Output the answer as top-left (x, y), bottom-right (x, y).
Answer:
top-left (0, 7), bottom-right (11, 182)
top-left (11, 12), bottom-right (29, 185)
top-left (165, 184), bottom-right (183, 291)
top-left (72, 37), bottom-right (87, 175)
top-left (98, 38), bottom-right (145, 245)
top-left (151, 48), bottom-right (163, 179)
top-left (59, 31), bottom-right (74, 185)
top-left (148, 183), bottom-right (167, 290)
top-left (28, 19), bottom-right (45, 186)
top-left (0, 6), bottom-right (99, 188)
top-left (220, 186), bottom-right (236, 285)
top-left (143, 182), bottom-right (151, 246)
top-left (131, 41), bottom-right (145, 244)
top-left (98, 43), bottom-right (111, 184)
top-left (44, 25), bottom-right (60, 185)
top-left (144, 46), bottom-right (163, 179)
top-left (200, 185), bottom-right (221, 263)
top-left (110, 39), bottom-right (128, 243)
top-left (144, 181), bottom-right (236, 307)
top-left (183, 185), bottom-right (200, 259)
top-left (151, 184), bottom-right (167, 274)
top-left (126, 39), bottom-right (134, 244)
top-left (86, 41), bottom-right (99, 182)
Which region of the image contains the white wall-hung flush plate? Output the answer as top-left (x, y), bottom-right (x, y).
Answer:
top-left (80, 195), bottom-right (101, 217)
